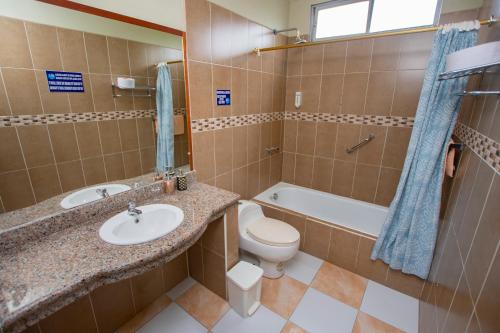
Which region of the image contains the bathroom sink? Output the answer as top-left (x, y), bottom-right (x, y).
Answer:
top-left (99, 204), bottom-right (184, 245)
top-left (60, 184), bottom-right (131, 209)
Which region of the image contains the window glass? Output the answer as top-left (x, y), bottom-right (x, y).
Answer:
top-left (315, 1), bottom-right (369, 39)
top-left (370, 0), bottom-right (439, 32)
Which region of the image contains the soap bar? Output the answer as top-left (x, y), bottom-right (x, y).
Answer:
top-left (116, 77), bottom-right (135, 89)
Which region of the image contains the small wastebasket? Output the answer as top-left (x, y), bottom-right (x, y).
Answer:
top-left (226, 261), bottom-right (264, 317)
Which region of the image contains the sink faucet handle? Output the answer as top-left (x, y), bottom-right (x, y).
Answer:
top-left (128, 202), bottom-right (136, 210)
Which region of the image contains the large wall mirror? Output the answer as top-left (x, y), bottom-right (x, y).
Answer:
top-left (0, 1), bottom-right (191, 227)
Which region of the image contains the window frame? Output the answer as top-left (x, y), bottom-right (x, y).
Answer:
top-left (309, 0), bottom-right (442, 42)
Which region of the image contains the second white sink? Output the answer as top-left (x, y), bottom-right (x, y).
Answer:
top-left (60, 184), bottom-right (131, 209)
top-left (99, 204), bottom-right (184, 245)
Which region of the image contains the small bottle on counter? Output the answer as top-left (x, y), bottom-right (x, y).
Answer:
top-left (162, 168), bottom-right (176, 194)
top-left (176, 169), bottom-right (188, 191)
top-left (153, 168), bottom-right (163, 181)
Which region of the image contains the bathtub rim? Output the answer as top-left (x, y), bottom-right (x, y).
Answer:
top-left (253, 182), bottom-right (387, 239)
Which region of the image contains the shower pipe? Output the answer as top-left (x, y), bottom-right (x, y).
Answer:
top-left (254, 16), bottom-right (497, 55)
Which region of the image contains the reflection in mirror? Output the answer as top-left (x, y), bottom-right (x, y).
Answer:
top-left (0, 9), bottom-right (190, 225)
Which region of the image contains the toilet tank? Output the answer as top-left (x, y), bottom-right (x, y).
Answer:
top-left (237, 201), bottom-right (264, 230)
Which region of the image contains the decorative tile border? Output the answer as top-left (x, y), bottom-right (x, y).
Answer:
top-left (455, 122), bottom-right (500, 173)
top-left (285, 112), bottom-right (415, 127)
top-left (191, 112), bottom-right (284, 132)
top-left (0, 110), bottom-right (157, 127)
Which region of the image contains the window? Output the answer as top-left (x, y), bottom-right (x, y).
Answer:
top-left (311, 0), bottom-right (441, 41)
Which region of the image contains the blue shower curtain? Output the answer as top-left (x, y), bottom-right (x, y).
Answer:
top-left (156, 64), bottom-right (174, 172)
top-left (371, 23), bottom-right (478, 279)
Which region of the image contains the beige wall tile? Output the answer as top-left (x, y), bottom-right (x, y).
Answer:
top-left (261, 73), bottom-right (273, 114)
top-left (192, 131), bottom-right (215, 181)
top-left (247, 124), bottom-right (260, 163)
top-left (202, 216), bottom-right (225, 257)
top-left (283, 211), bottom-right (306, 249)
top-left (25, 22), bottom-right (62, 70)
top-left (48, 123), bottom-right (80, 163)
top-left (261, 28), bottom-right (274, 73)
top-left (300, 76), bottom-right (321, 113)
top-left (294, 154), bottom-right (313, 188)
top-left (29, 164), bottom-right (61, 202)
top-left (188, 61), bottom-right (212, 119)
top-left (247, 21), bottom-right (263, 71)
top-left (282, 152), bottom-right (296, 183)
top-left (247, 70), bottom-right (262, 114)
top-left (91, 280), bottom-right (135, 333)
top-left (123, 150), bottom-right (142, 179)
top-left (319, 74), bottom-right (342, 114)
top-left (352, 164), bottom-right (380, 203)
top-left (231, 68), bottom-right (247, 115)
top-left (283, 120), bottom-right (298, 153)
top-left (131, 267), bottom-right (166, 313)
top-left (0, 73), bottom-right (11, 116)
top-left (0, 169), bottom-right (35, 211)
top-left (392, 70), bottom-right (424, 117)
top-left (82, 156), bottom-right (107, 185)
top-left (341, 73), bottom-right (368, 115)
top-left (58, 28), bottom-right (88, 73)
top-left (164, 252), bottom-right (188, 291)
top-left (311, 157), bottom-right (333, 192)
top-left (374, 167), bottom-right (401, 206)
top-left (232, 166), bottom-right (248, 198)
top-left (0, 127), bottom-right (25, 173)
top-left (2, 68), bottom-right (42, 115)
top-left (314, 122), bottom-right (337, 159)
top-left (304, 219), bottom-right (331, 260)
top-left (89, 74), bottom-right (115, 112)
top-left (99, 120), bottom-right (122, 154)
top-left (365, 71), bottom-right (396, 116)
top-left (382, 127), bottom-right (412, 169)
top-left (75, 122), bottom-right (102, 159)
top-left (108, 37), bottom-right (130, 75)
top-left (17, 125), bottom-right (54, 168)
top-left (118, 119), bottom-right (139, 151)
top-left (323, 42), bottom-right (346, 74)
top-left (185, 0), bottom-right (211, 61)
top-left (0, 17), bottom-right (32, 68)
top-left (188, 243), bottom-right (204, 283)
top-left (332, 159), bottom-right (355, 197)
top-left (214, 128), bottom-right (233, 176)
top-left (386, 268), bottom-right (424, 299)
top-left (398, 32), bottom-right (433, 70)
top-left (232, 126), bottom-right (247, 168)
top-left (247, 161), bottom-right (260, 198)
top-left (345, 39), bottom-right (373, 73)
top-left (57, 160), bottom-right (85, 192)
top-left (39, 296), bottom-right (98, 333)
top-left (202, 249), bottom-right (227, 299)
top-left (371, 35), bottom-right (400, 71)
top-left (84, 33), bottom-right (110, 74)
top-left (302, 45), bottom-right (324, 75)
top-left (211, 4), bottom-right (232, 66)
top-left (230, 14), bottom-right (248, 69)
top-left (270, 152), bottom-right (283, 185)
top-left (328, 227), bottom-right (360, 272)
top-left (137, 117), bottom-right (155, 148)
top-left (104, 153), bottom-right (125, 181)
top-left (140, 146), bottom-right (156, 174)
top-left (259, 157), bottom-right (271, 191)
top-left (296, 120), bottom-right (316, 155)
top-left (356, 125), bottom-right (387, 166)
top-left (69, 74), bottom-right (94, 113)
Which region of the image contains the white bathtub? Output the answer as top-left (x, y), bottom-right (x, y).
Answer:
top-left (254, 182), bottom-right (388, 237)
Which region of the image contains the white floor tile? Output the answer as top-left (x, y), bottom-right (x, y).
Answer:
top-left (212, 305), bottom-right (286, 333)
top-left (166, 277), bottom-right (197, 300)
top-left (290, 288), bottom-right (357, 333)
top-left (137, 303), bottom-right (207, 333)
top-left (361, 280), bottom-right (419, 333)
top-left (285, 251), bottom-right (324, 285)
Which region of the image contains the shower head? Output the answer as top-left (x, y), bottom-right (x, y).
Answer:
top-left (294, 30), bottom-right (308, 44)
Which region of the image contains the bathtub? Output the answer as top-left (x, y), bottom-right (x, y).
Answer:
top-left (254, 182), bottom-right (388, 237)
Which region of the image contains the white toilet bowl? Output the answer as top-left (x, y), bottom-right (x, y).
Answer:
top-left (238, 200), bottom-right (300, 278)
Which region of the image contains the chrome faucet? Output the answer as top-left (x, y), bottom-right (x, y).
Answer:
top-left (96, 188), bottom-right (109, 198)
top-left (271, 193), bottom-right (278, 200)
top-left (127, 202), bottom-right (142, 223)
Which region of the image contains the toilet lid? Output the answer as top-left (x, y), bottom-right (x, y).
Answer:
top-left (246, 217), bottom-right (300, 247)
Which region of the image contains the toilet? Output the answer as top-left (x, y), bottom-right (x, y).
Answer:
top-left (237, 200), bottom-right (300, 278)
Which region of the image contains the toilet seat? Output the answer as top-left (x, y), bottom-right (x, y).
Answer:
top-left (246, 217), bottom-right (300, 247)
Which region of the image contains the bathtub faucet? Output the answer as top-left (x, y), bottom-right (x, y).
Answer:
top-left (271, 193), bottom-right (278, 200)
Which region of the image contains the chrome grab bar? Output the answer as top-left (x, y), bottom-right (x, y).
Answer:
top-left (346, 133), bottom-right (375, 154)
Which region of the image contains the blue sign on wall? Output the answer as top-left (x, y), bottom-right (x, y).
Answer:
top-left (46, 70), bottom-right (84, 93)
top-left (216, 89), bottom-right (231, 106)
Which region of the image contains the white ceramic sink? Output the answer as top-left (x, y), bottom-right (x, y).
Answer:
top-left (60, 184), bottom-right (131, 209)
top-left (99, 204), bottom-right (184, 245)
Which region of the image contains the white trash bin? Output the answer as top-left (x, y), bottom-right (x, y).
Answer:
top-left (226, 261), bottom-right (264, 317)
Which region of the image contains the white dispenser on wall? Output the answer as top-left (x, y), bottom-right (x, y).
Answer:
top-left (294, 91), bottom-right (302, 109)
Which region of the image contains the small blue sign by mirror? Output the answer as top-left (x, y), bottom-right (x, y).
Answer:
top-left (46, 70), bottom-right (84, 93)
top-left (216, 89), bottom-right (230, 106)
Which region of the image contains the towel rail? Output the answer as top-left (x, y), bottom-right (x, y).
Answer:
top-left (346, 134), bottom-right (375, 154)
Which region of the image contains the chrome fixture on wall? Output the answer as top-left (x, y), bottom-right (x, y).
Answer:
top-left (264, 146), bottom-right (281, 155)
top-left (346, 134), bottom-right (375, 154)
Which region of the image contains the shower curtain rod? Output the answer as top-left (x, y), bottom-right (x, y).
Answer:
top-left (254, 16), bottom-right (497, 55)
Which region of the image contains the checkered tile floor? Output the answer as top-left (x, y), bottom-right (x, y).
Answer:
top-left (136, 251), bottom-right (418, 333)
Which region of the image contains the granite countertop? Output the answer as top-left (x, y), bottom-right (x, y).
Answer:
top-left (0, 173), bottom-right (157, 231)
top-left (0, 181), bottom-right (239, 333)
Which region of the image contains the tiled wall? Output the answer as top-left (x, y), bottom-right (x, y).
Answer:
top-left (22, 252), bottom-right (188, 333)
top-left (188, 204), bottom-right (239, 299)
top-left (0, 16), bottom-right (186, 212)
top-left (185, 0), bottom-right (286, 198)
top-left (282, 31), bottom-right (434, 205)
top-left (419, 2), bottom-right (500, 333)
